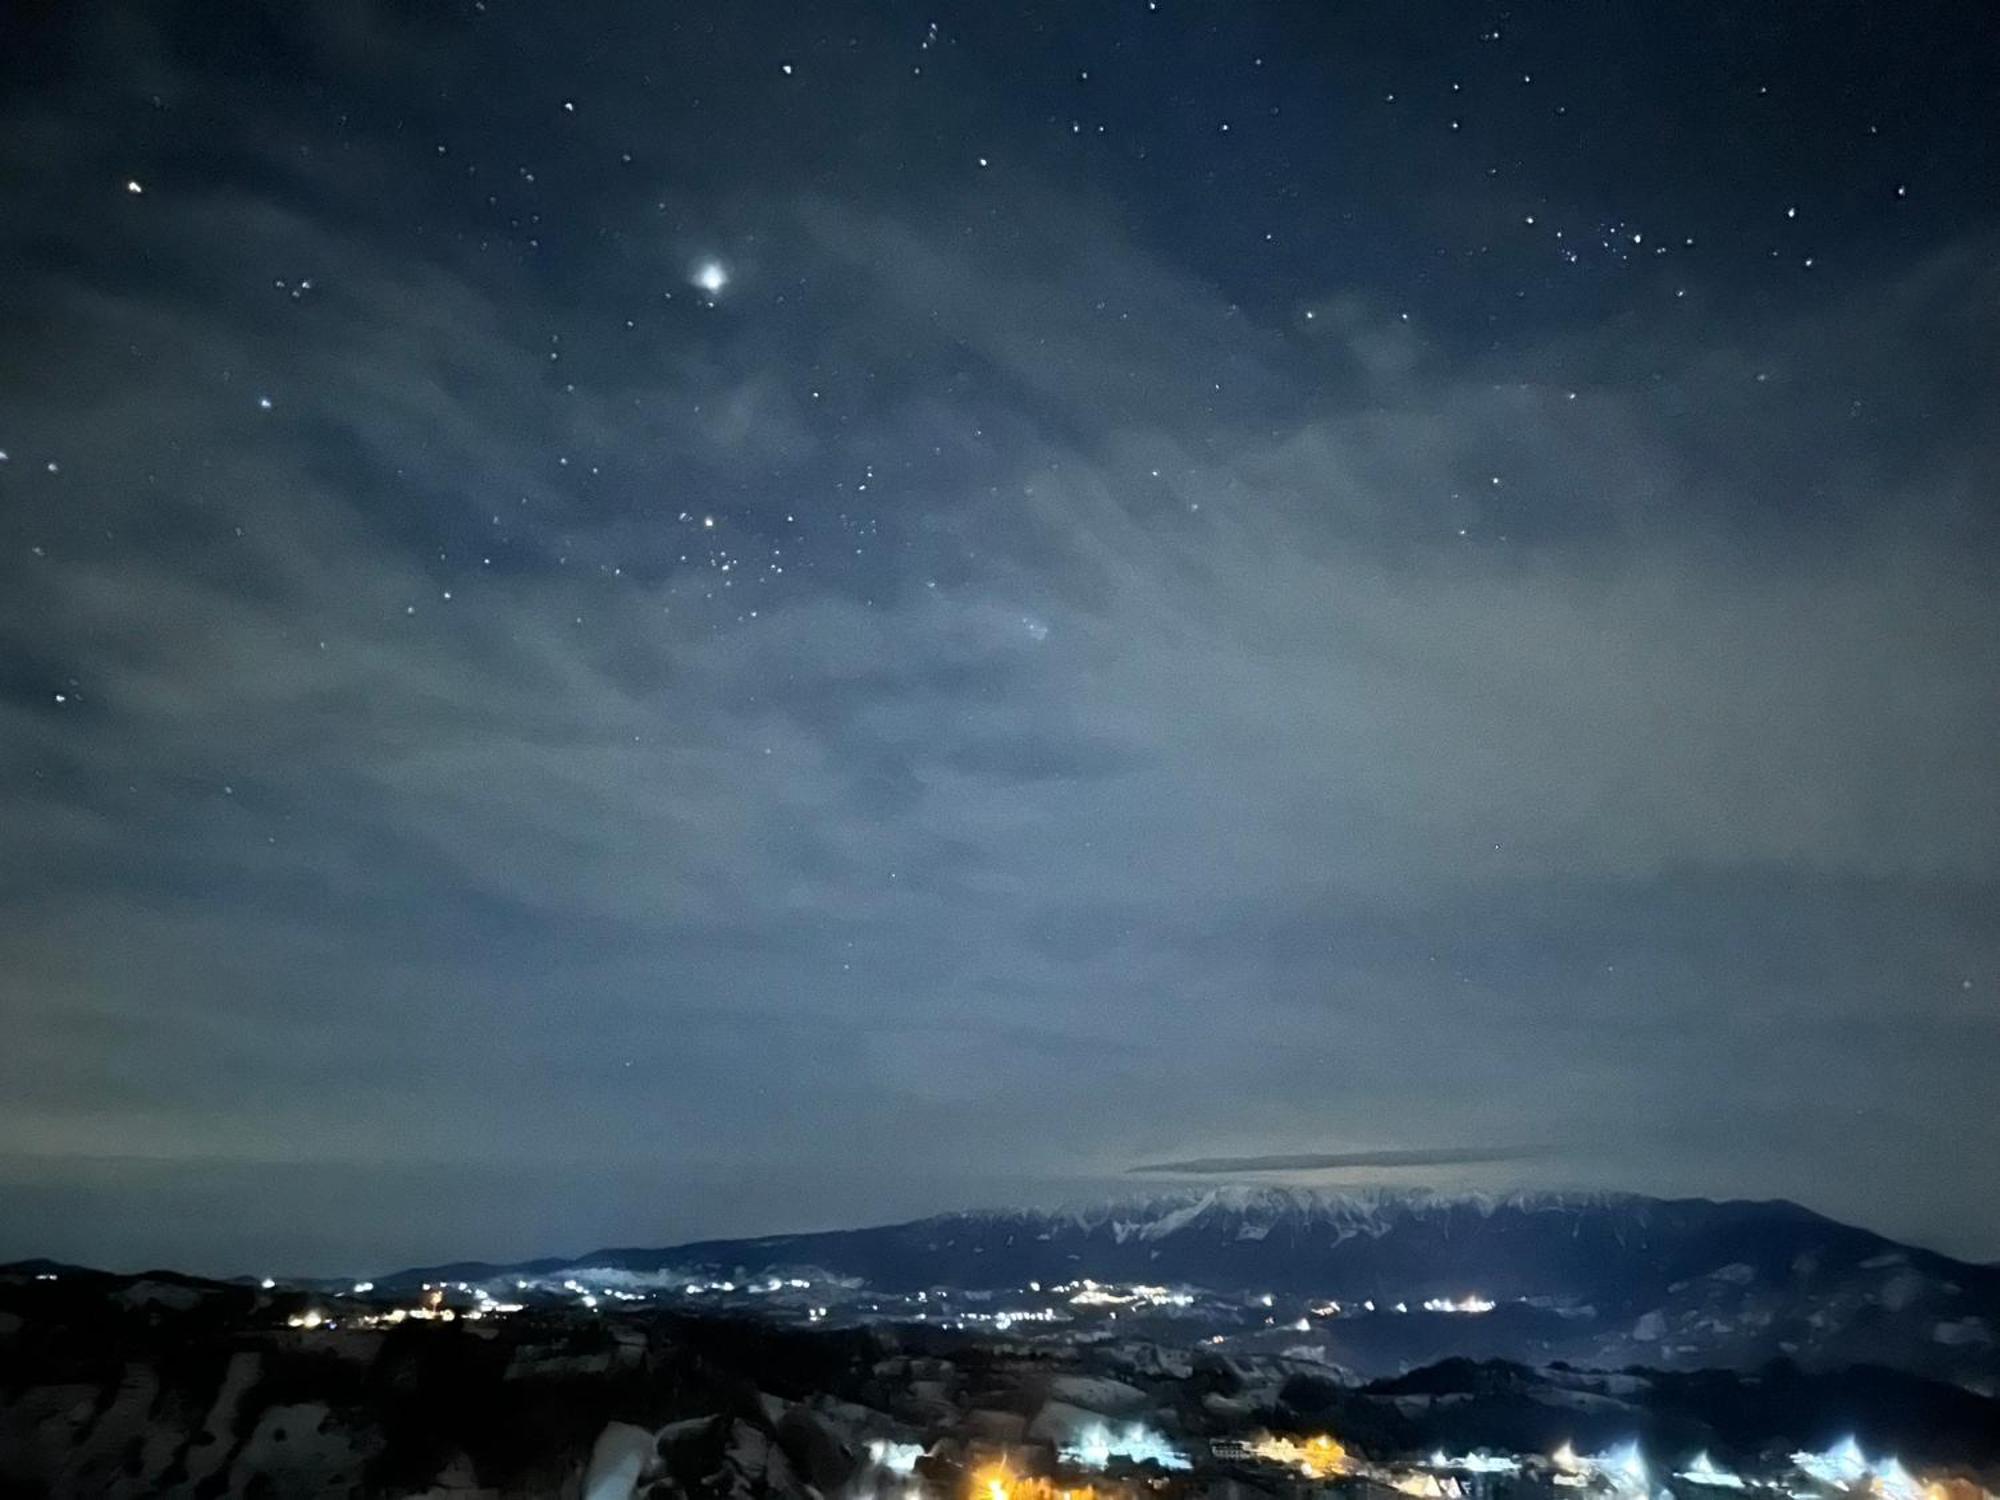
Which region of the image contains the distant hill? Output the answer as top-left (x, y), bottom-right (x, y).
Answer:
top-left (1328, 1356), bottom-right (2000, 1470)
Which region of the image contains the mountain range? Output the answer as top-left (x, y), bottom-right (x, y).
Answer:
top-left (383, 1188), bottom-right (1999, 1389)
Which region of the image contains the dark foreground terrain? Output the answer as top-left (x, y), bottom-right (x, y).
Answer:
top-left (4, 1259), bottom-right (1998, 1500)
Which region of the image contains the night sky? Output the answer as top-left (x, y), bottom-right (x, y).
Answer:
top-left (3, 1), bottom-right (1997, 1277)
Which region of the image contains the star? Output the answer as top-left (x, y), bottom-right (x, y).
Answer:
top-left (692, 261), bottom-right (729, 295)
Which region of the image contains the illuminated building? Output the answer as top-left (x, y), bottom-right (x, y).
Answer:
top-left (1060, 1422), bottom-right (1191, 1472)
top-left (1249, 1433), bottom-right (1351, 1479)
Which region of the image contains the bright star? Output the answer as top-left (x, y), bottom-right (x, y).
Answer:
top-left (692, 261), bottom-right (729, 295)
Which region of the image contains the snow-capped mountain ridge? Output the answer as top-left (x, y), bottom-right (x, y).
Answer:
top-left (377, 1188), bottom-right (2000, 1388)
top-left (901, 1186), bottom-right (1821, 1263)
top-left (937, 1185), bottom-right (1673, 1239)
top-left (406, 1190), bottom-right (1980, 1306)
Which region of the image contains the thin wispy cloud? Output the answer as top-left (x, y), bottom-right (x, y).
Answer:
top-left (1130, 1148), bottom-right (1542, 1176)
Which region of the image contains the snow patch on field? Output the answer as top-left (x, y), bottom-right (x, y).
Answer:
top-left (583, 1421), bottom-right (656, 1500)
top-left (1879, 1270), bottom-right (1927, 1311)
top-left (181, 1351), bottom-right (262, 1490)
top-left (1048, 1375), bottom-right (1149, 1413)
top-left (229, 1402), bottom-right (370, 1495)
top-left (1933, 1317), bottom-right (1992, 1347)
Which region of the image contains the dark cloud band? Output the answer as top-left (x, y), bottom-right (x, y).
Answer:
top-left (1129, 1148), bottom-right (1541, 1176)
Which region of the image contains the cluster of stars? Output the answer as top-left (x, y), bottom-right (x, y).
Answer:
top-left (0, 3), bottom-right (1947, 816)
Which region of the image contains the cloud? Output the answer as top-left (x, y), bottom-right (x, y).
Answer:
top-left (0, 1), bottom-right (1996, 1272)
top-left (1130, 1148), bottom-right (1542, 1175)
